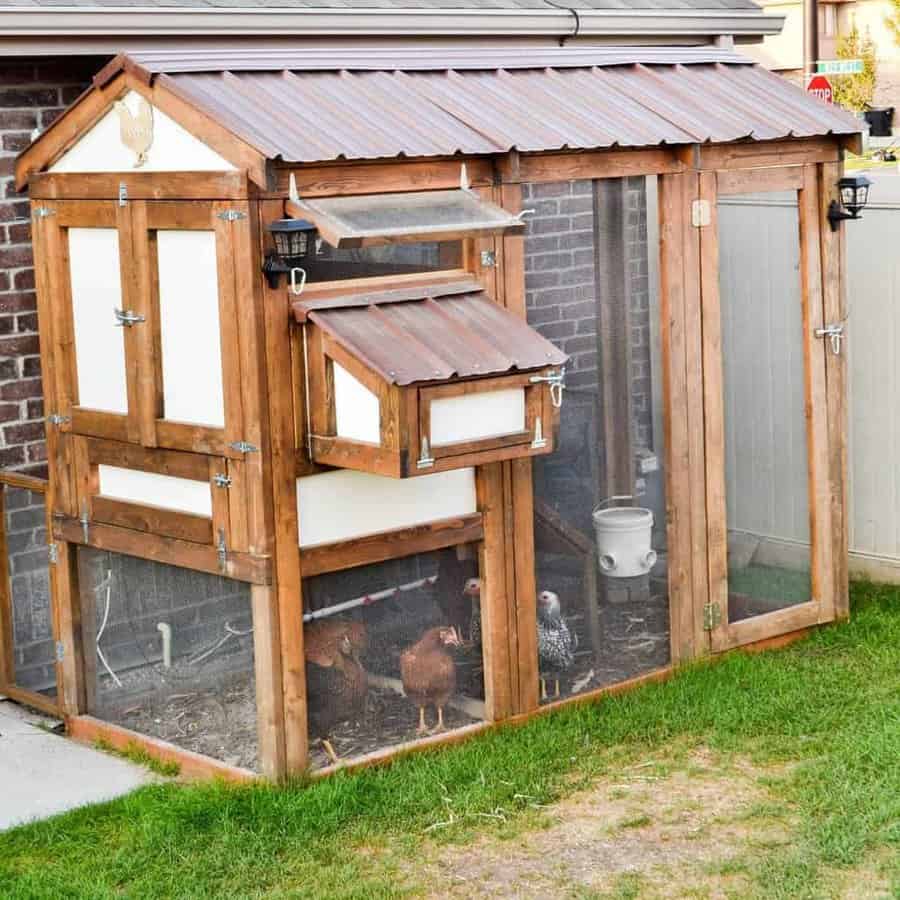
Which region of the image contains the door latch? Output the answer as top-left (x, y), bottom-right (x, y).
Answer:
top-left (529, 367), bottom-right (566, 408)
top-left (213, 473), bottom-right (232, 488)
top-left (815, 323), bottom-right (845, 355)
top-left (113, 307), bottom-right (145, 327)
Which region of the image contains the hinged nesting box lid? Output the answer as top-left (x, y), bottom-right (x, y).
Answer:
top-left (295, 280), bottom-right (568, 477)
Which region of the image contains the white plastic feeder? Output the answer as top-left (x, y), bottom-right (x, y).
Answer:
top-left (592, 506), bottom-right (657, 578)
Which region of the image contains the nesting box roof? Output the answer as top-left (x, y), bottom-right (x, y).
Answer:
top-left (293, 280), bottom-right (568, 386)
top-left (17, 45), bottom-right (861, 188)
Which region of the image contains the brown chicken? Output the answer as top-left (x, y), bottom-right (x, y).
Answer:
top-left (400, 625), bottom-right (462, 735)
top-left (305, 618), bottom-right (368, 665)
top-left (305, 620), bottom-right (368, 764)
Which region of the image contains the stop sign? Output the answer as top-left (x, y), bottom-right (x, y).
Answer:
top-left (807, 74), bottom-right (833, 104)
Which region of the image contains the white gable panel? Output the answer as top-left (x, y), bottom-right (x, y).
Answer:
top-left (50, 90), bottom-right (235, 175)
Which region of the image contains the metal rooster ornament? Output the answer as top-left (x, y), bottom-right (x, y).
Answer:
top-left (114, 97), bottom-right (154, 168)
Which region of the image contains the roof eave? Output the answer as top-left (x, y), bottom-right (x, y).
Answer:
top-left (0, 8), bottom-right (786, 40)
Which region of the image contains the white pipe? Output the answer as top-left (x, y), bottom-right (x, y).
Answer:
top-left (302, 575), bottom-right (438, 623)
top-left (156, 622), bottom-right (172, 669)
top-left (95, 569), bottom-right (123, 688)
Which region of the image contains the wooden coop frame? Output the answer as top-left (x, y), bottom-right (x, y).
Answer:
top-left (6, 47), bottom-right (861, 781)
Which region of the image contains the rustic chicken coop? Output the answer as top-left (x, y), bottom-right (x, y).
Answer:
top-left (2, 45), bottom-right (861, 780)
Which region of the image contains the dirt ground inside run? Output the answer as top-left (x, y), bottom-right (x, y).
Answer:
top-left (390, 749), bottom-right (892, 899)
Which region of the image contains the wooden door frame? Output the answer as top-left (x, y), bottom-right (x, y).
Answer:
top-left (698, 162), bottom-right (839, 653)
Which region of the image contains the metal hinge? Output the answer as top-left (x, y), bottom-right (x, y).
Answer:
top-left (79, 503), bottom-right (90, 543)
top-left (530, 416), bottom-right (547, 450)
top-left (815, 322), bottom-right (845, 355)
top-left (213, 472), bottom-right (232, 488)
top-left (703, 601), bottom-right (722, 631)
top-left (417, 436), bottom-right (435, 470)
top-left (113, 307), bottom-right (146, 327)
top-left (33, 206), bottom-right (55, 219)
top-left (46, 413), bottom-right (70, 427)
top-left (118, 182), bottom-right (127, 207)
top-left (228, 440), bottom-right (258, 454)
top-left (692, 199), bottom-right (711, 228)
top-left (55, 640), bottom-right (64, 663)
top-left (216, 209), bottom-right (247, 222)
top-left (47, 543), bottom-right (58, 565)
top-left (480, 249), bottom-right (496, 268)
top-left (216, 528), bottom-right (228, 574)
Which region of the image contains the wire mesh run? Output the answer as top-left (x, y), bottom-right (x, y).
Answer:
top-left (524, 178), bottom-right (671, 703)
top-left (77, 548), bottom-right (259, 771)
top-left (2, 483), bottom-right (55, 698)
top-left (302, 544), bottom-right (483, 769)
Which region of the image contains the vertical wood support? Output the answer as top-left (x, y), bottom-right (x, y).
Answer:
top-left (594, 179), bottom-right (636, 500)
top-left (818, 160), bottom-right (850, 620)
top-left (475, 462), bottom-right (513, 721)
top-left (657, 172), bottom-right (700, 664)
top-left (53, 540), bottom-right (86, 716)
top-left (0, 487), bottom-right (13, 686)
top-left (697, 170), bottom-right (727, 650)
top-left (799, 164), bottom-right (836, 623)
top-left (258, 199), bottom-right (308, 774)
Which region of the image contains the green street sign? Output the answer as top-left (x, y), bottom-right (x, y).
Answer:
top-left (817, 59), bottom-right (864, 75)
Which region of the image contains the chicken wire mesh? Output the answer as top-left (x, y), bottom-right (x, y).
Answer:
top-left (524, 177), bottom-right (671, 703)
top-left (2, 483), bottom-right (56, 698)
top-left (302, 544), bottom-right (483, 769)
top-left (717, 191), bottom-right (813, 624)
top-left (77, 548), bottom-right (259, 771)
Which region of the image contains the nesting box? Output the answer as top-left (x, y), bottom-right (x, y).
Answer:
top-left (294, 279), bottom-right (568, 477)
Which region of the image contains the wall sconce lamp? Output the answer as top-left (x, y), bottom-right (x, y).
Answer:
top-left (263, 218), bottom-right (316, 291)
top-left (828, 175), bottom-right (872, 231)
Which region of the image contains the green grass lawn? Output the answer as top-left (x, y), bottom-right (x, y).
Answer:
top-left (2, 582), bottom-right (899, 899)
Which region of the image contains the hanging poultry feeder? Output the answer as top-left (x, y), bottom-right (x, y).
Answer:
top-left (592, 506), bottom-right (657, 578)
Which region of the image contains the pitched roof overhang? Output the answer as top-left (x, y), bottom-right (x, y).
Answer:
top-left (16, 46), bottom-right (861, 190)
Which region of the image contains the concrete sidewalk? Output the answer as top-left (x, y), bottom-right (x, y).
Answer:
top-left (0, 699), bottom-right (154, 831)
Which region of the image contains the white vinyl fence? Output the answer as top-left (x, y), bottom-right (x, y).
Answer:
top-left (846, 172), bottom-right (900, 581)
top-left (719, 173), bottom-right (900, 582)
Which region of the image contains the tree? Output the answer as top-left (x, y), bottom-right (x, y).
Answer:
top-left (831, 22), bottom-right (877, 113)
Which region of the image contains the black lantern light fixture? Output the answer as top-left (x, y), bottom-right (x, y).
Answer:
top-left (828, 174), bottom-right (873, 231)
top-left (262, 218), bottom-right (317, 290)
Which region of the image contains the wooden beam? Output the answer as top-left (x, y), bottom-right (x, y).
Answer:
top-left (66, 715), bottom-right (257, 783)
top-left (716, 165), bottom-right (804, 196)
top-left (818, 161), bottom-right (850, 621)
top-left (697, 170), bottom-right (728, 653)
top-left (505, 148), bottom-right (683, 184)
top-left (799, 163), bottom-right (835, 625)
top-left (300, 514), bottom-right (484, 578)
top-left (258, 199), bottom-right (309, 774)
top-left (273, 158), bottom-right (494, 198)
top-left (693, 137), bottom-right (842, 172)
top-left (476, 463), bottom-right (513, 722)
top-left (52, 516), bottom-right (271, 585)
top-left (657, 173), bottom-right (697, 665)
top-left (29, 171), bottom-right (250, 201)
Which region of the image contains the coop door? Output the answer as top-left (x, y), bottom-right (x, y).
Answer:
top-left (698, 167), bottom-right (838, 652)
top-left (131, 201), bottom-right (247, 456)
top-left (0, 474), bottom-right (61, 717)
top-left (34, 200), bottom-right (143, 444)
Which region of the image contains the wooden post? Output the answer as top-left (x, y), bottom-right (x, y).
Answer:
top-left (657, 172), bottom-right (699, 665)
top-left (818, 160), bottom-right (850, 621)
top-left (475, 463), bottom-right (513, 721)
top-left (258, 199), bottom-right (308, 774)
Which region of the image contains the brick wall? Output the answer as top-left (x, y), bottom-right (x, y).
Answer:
top-left (522, 177), bottom-right (654, 450)
top-left (0, 59), bottom-right (100, 476)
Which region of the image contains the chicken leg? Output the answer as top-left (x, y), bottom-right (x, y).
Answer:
top-left (431, 706), bottom-right (446, 734)
top-left (540, 676), bottom-right (547, 701)
top-left (554, 679), bottom-right (561, 698)
top-left (417, 706), bottom-right (428, 735)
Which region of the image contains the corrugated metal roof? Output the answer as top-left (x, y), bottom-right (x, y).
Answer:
top-left (295, 281), bottom-right (568, 385)
top-left (97, 47), bottom-right (860, 164)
